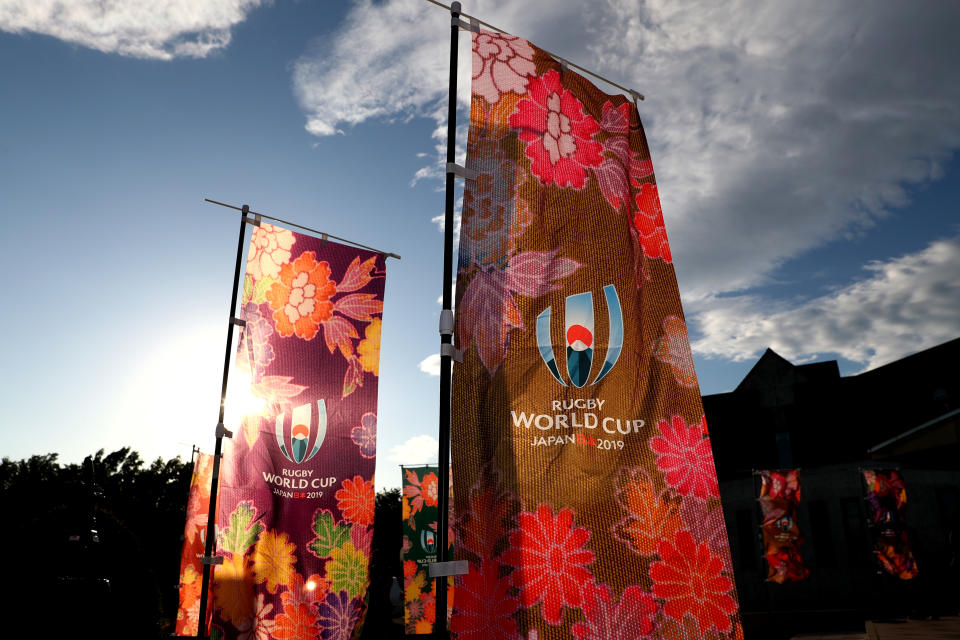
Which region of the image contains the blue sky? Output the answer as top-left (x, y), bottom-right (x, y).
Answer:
top-left (1, 0), bottom-right (958, 490)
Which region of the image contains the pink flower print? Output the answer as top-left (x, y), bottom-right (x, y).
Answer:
top-left (650, 415), bottom-right (720, 499)
top-left (653, 315), bottom-right (698, 388)
top-left (509, 69), bottom-right (603, 189)
top-left (472, 30), bottom-right (536, 104)
top-left (501, 503), bottom-right (595, 625)
top-left (247, 222), bottom-right (295, 280)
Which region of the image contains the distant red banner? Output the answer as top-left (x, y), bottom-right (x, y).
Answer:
top-left (176, 452), bottom-right (215, 636)
top-left (758, 469), bottom-right (809, 583)
top-left (212, 224), bottom-right (386, 639)
top-left (863, 469), bottom-right (919, 579)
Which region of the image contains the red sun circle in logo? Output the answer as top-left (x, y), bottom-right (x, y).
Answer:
top-left (566, 324), bottom-right (593, 350)
top-left (292, 423), bottom-right (309, 440)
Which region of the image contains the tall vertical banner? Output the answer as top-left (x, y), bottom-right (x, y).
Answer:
top-left (862, 469), bottom-right (919, 580)
top-left (758, 469), bottom-right (808, 583)
top-left (400, 465), bottom-right (454, 634)
top-left (212, 223), bottom-right (386, 639)
top-left (450, 29), bottom-right (742, 639)
top-left (176, 452), bottom-right (215, 636)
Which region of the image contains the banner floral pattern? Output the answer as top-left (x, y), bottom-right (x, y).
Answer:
top-left (176, 452), bottom-right (216, 636)
top-left (401, 465), bottom-right (454, 634)
top-left (450, 29), bottom-right (742, 639)
top-left (862, 469), bottom-right (919, 580)
top-left (212, 226), bottom-right (386, 639)
top-left (758, 469), bottom-right (809, 584)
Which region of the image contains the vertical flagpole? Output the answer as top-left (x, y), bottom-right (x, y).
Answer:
top-left (196, 205), bottom-right (252, 638)
top-left (435, 2), bottom-right (461, 637)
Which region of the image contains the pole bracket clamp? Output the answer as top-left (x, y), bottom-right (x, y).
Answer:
top-left (428, 560), bottom-right (469, 577)
top-left (627, 89), bottom-right (645, 103)
top-left (439, 309), bottom-right (455, 336)
top-left (201, 556), bottom-right (224, 566)
top-left (440, 343), bottom-right (463, 363)
top-left (216, 422), bottom-right (233, 439)
top-left (230, 317), bottom-right (247, 327)
top-left (446, 162), bottom-right (477, 180)
top-left (452, 16), bottom-right (479, 32)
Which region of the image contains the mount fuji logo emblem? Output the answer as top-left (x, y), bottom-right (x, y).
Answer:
top-left (535, 284), bottom-right (623, 388)
top-left (274, 400), bottom-right (327, 464)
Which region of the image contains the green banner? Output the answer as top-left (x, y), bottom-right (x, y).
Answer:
top-left (401, 465), bottom-right (453, 634)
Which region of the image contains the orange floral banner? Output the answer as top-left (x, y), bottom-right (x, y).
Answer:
top-left (863, 469), bottom-right (919, 580)
top-left (449, 29), bottom-right (742, 640)
top-left (758, 469), bottom-right (809, 584)
top-left (212, 227), bottom-right (386, 639)
top-left (176, 452), bottom-right (215, 636)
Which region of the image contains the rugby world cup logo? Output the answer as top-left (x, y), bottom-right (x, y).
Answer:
top-left (536, 284), bottom-right (623, 387)
top-left (274, 400), bottom-right (327, 464)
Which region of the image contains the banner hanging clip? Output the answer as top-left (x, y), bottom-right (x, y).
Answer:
top-left (627, 88), bottom-right (645, 103)
top-left (446, 162), bottom-right (477, 180)
top-left (428, 559), bottom-right (469, 577)
top-left (452, 16), bottom-right (479, 32)
top-left (215, 422), bottom-right (233, 439)
top-left (201, 556), bottom-right (224, 566)
top-left (230, 317), bottom-right (247, 327)
top-left (439, 309), bottom-right (455, 335)
top-left (440, 343), bottom-right (463, 363)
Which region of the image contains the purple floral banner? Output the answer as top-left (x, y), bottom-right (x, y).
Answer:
top-left (211, 223), bottom-right (386, 640)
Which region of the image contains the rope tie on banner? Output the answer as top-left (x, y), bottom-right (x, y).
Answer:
top-left (423, 0), bottom-right (645, 101)
top-left (204, 198), bottom-right (402, 260)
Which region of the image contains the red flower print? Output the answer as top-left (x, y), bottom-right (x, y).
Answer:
top-left (265, 251), bottom-right (338, 340)
top-left (652, 315), bottom-right (698, 388)
top-left (650, 530), bottom-right (737, 635)
top-left (650, 415), bottom-right (720, 499)
top-left (450, 561), bottom-right (519, 640)
top-left (633, 183), bottom-right (672, 262)
top-left (272, 601), bottom-right (320, 639)
top-left (571, 583), bottom-right (657, 640)
top-left (335, 475), bottom-right (374, 526)
top-left (509, 69), bottom-right (603, 189)
top-left (403, 560), bottom-right (418, 579)
top-left (473, 30), bottom-right (537, 105)
top-left (421, 472), bottom-right (439, 508)
top-left (501, 503), bottom-right (595, 625)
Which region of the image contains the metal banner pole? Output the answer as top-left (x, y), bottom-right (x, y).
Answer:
top-left (196, 204), bottom-right (255, 638)
top-left (433, 2), bottom-right (461, 637)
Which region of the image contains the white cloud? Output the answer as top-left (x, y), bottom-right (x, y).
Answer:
top-left (0, 0), bottom-right (265, 59)
top-left (419, 353), bottom-right (441, 376)
top-left (386, 434), bottom-right (439, 464)
top-left (294, 0), bottom-right (960, 303)
top-left (692, 234), bottom-right (960, 371)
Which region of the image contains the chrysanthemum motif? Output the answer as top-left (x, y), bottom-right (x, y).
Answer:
top-left (501, 503), bottom-right (595, 625)
top-left (449, 561), bottom-right (519, 640)
top-left (650, 530), bottom-right (737, 635)
top-left (650, 415), bottom-right (720, 499)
